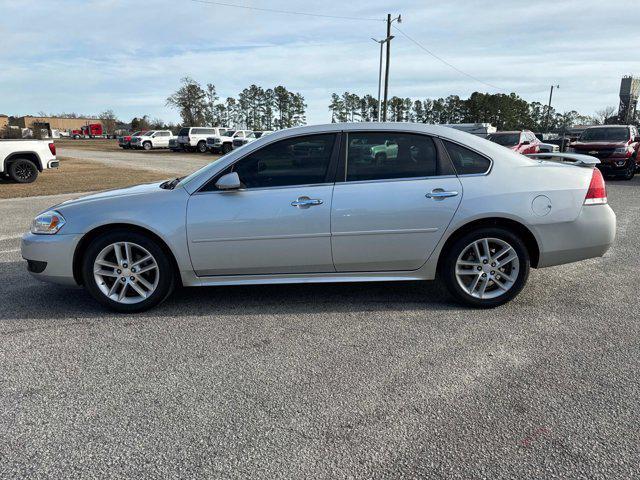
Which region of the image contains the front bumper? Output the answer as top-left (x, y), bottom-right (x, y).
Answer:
top-left (535, 204), bottom-right (616, 268)
top-left (21, 232), bottom-right (82, 286)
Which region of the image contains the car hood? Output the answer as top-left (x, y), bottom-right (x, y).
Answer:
top-left (571, 141), bottom-right (627, 149)
top-left (55, 182), bottom-right (165, 209)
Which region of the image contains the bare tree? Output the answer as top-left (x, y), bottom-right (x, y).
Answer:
top-left (594, 106), bottom-right (617, 125)
top-left (99, 109), bottom-right (118, 134)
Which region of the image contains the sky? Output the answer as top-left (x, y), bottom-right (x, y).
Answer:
top-left (1, 0), bottom-right (639, 125)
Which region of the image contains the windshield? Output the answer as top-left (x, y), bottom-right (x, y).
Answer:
top-left (579, 127), bottom-right (629, 142)
top-left (487, 133), bottom-right (520, 147)
top-left (142, 131), bottom-right (154, 136)
top-left (178, 128), bottom-right (190, 136)
top-left (224, 130), bottom-right (236, 137)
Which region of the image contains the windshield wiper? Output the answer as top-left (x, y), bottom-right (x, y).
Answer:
top-left (160, 177), bottom-right (183, 190)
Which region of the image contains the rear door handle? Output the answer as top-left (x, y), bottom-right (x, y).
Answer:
top-left (426, 189), bottom-right (459, 200)
top-left (291, 196), bottom-right (323, 208)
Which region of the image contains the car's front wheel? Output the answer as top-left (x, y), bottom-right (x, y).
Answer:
top-left (143, 141), bottom-right (152, 151)
top-left (621, 157), bottom-right (636, 180)
top-left (441, 227), bottom-right (530, 308)
top-left (197, 141), bottom-right (207, 153)
top-left (82, 231), bottom-right (176, 312)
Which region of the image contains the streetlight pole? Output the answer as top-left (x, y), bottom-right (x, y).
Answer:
top-left (381, 13), bottom-right (401, 122)
top-left (544, 85), bottom-right (560, 133)
top-left (372, 36), bottom-right (393, 122)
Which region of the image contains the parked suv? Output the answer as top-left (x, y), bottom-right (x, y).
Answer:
top-left (177, 127), bottom-right (230, 153)
top-left (487, 130), bottom-right (541, 154)
top-left (210, 130), bottom-right (254, 154)
top-left (567, 125), bottom-right (640, 180)
top-left (232, 131), bottom-right (257, 150)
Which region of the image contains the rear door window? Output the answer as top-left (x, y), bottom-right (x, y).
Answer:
top-left (344, 132), bottom-right (448, 182)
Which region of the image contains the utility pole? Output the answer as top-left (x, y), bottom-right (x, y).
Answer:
top-left (544, 84), bottom-right (559, 133)
top-left (381, 13), bottom-right (401, 122)
top-left (372, 36), bottom-right (393, 121)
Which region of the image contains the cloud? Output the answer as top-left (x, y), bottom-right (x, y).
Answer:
top-left (0, 0), bottom-right (638, 123)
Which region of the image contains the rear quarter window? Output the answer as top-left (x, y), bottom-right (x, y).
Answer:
top-left (443, 140), bottom-right (491, 175)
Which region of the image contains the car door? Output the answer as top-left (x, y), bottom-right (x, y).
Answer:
top-left (331, 131), bottom-right (463, 272)
top-left (187, 133), bottom-right (340, 276)
top-left (156, 131), bottom-right (170, 147)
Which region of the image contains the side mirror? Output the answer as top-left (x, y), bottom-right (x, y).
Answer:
top-left (215, 172), bottom-right (241, 190)
top-left (521, 140), bottom-right (530, 145)
top-left (634, 136), bottom-right (640, 142)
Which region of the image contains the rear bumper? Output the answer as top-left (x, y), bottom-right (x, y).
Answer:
top-left (535, 204), bottom-right (616, 268)
top-left (21, 232), bottom-right (82, 286)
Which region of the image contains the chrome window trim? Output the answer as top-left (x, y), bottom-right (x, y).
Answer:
top-left (192, 182), bottom-right (335, 195)
top-left (437, 136), bottom-right (494, 177)
top-left (334, 174), bottom-right (459, 187)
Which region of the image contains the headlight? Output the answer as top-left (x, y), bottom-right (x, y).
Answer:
top-left (31, 210), bottom-right (66, 235)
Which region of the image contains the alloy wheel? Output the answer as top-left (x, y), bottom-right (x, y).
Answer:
top-left (15, 163), bottom-right (36, 181)
top-left (93, 241), bottom-right (159, 304)
top-left (455, 237), bottom-right (519, 300)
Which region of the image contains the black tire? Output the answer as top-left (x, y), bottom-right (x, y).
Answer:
top-left (8, 159), bottom-right (39, 183)
top-left (441, 227), bottom-right (530, 308)
top-left (81, 230), bottom-right (176, 313)
top-left (197, 141), bottom-right (207, 153)
top-left (143, 141), bottom-right (152, 151)
top-left (222, 143), bottom-right (232, 154)
top-left (621, 157), bottom-right (636, 180)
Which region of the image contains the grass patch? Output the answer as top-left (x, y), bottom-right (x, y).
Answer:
top-left (0, 156), bottom-right (170, 199)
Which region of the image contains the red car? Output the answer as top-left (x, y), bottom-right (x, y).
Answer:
top-left (487, 130), bottom-right (541, 154)
top-left (568, 125), bottom-right (640, 180)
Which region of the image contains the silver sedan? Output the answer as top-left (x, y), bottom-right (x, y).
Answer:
top-left (21, 123), bottom-right (616, 312)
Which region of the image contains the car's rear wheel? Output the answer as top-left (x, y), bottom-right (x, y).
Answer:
top-left (8, 159), bottom-right (38, 183)
top-left (82, 231), bottom-right (175, 312)
top-left (442, 227), bottom-right (530, 308)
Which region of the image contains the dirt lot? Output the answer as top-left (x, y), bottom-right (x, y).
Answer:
top-left (0, 157), bottom-right (170, 199)
top-left (54, 137), bottom-right (123, 152)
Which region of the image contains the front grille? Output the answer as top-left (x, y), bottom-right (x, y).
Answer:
top-left (579, 149), bottom-right (614, 158)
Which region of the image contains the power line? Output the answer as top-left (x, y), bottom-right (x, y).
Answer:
top-left (189, 0), bottom-right (384, 22)
top-left (392, 25), bottom-right (505, 92)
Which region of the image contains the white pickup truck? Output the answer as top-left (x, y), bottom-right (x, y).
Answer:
top-left (0, 139), bottom-right (58, 183)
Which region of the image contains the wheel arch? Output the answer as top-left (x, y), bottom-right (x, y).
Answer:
top-left (72, 223), bottom-right (182, 286)
top-left (436, 216), bottom-right (540, 272)
top-left (4, 152), bottom-right (43, 172)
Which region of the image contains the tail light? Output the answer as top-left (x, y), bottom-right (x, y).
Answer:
top-left (584, 168), bottom-right (607, 205)
top-left (48, 143), bottom-right (56, 155)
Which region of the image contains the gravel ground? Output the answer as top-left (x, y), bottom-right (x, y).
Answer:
top-left (57, 147), bottom-right (219, 176)
top-left (0, 178), bottom-right (639, 479)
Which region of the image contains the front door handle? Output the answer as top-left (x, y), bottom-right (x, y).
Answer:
top-left (291, 196), bottom-right (323, 208)
top-left (426, 189), bottom-right (459, 200)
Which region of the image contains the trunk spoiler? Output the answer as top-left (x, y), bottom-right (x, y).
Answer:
top-left (525, 152), bottom-right (600, 167)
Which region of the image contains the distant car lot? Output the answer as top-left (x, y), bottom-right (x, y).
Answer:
top-left (0, 135), bottom-right (639, 476)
